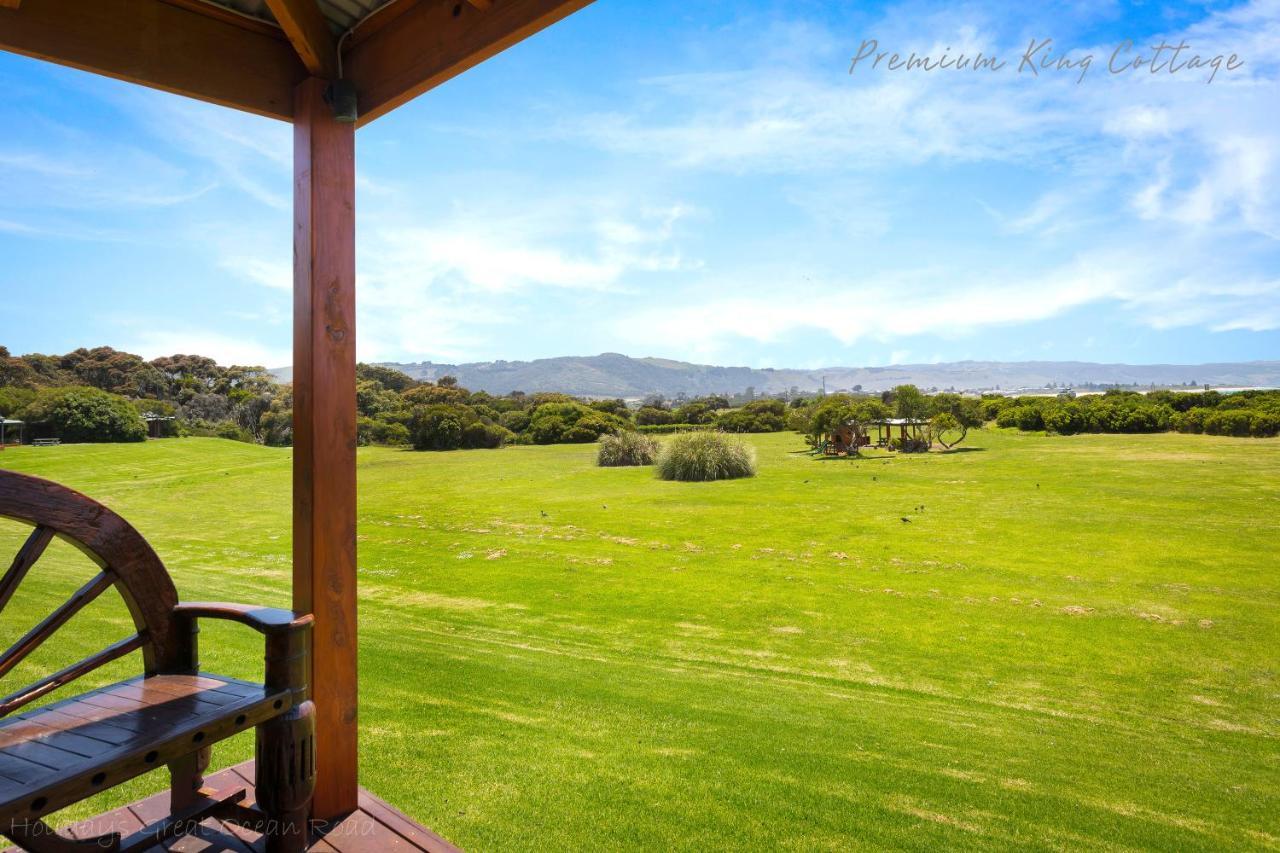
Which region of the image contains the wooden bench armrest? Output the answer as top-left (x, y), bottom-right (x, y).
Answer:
top-left (174, 602), bottom-right (313, 636)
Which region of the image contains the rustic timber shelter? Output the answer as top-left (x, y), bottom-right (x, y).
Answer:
top-left (872, 418), bottom-right (929, 450)
top-left (141, 415), bottom-right (176, 440)
top-left (0, 0), bottom-right (595, 849)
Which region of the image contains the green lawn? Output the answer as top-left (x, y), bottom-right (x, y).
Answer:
top-left (1, 430), bottom-right (1277, 850)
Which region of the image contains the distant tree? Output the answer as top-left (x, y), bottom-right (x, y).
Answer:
top-left (589, 398), bottom-right (630, 417)
top-left (182, 393), bottom-right (230, 422)
top-left (356, 363), bottom-right (418, 393)
top-left (675, 401), bottom-right (716, 425)
top-left (928, 394), bottom-right (982, 445)
top-left (403, 384), bottom-right (467, 406)
top-left (636, 406), bottom-right (676, 426)
top-left (892, 384), bottom-right (929, 420)
top-left (929, 412), bottom-right (964, 448)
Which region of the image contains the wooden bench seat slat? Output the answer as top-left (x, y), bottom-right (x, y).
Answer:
top-left (0, 674), bottom-right (289, 824)
top-left (13, 708), bottom-right (139, 746)
top-left (0, 719), bottom-right (118, 758)
top-left (1, 737), bottom-right (87, 772)
top-left (0, 752), bottom-right (50, 784)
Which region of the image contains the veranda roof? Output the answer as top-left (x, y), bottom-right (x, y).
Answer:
top-left (1, 0), bottom-right (593, 125)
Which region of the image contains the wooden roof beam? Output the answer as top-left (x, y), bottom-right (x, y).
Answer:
top-left (0, 0), bottom-right (306, 121)
top-left (344, 0), bottom-right (594, 127)
top-left (264, 0), bottom-right (338, 79)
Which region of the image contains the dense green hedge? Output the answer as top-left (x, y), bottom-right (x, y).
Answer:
top-left (988, 389), bottom-right (1280, 437)
top-left (636, 423), bottom-right (716, 434)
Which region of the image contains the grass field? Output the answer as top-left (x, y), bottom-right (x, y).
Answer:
top-left (1, 429), bottom-right (1277, 850)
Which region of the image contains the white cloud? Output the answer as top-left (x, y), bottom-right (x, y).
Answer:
top-left (129, 330), bottom-right (290, 368)
top-left (124, 90), bottom-right (291, 210)
top-left (220, 255), bottom-right (292, 291)
top-left (609, 239), bottom-right (1280, 356)
top-left (343, 193), bottom-right (700, 360)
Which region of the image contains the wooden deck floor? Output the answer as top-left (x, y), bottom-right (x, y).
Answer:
top-left (5, 761), bottom-right (458, 852)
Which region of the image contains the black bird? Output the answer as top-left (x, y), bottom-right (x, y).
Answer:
top-left (540, 510), bottom-right (548, 518)
top-left (901, 517), bottom-right (912, 523)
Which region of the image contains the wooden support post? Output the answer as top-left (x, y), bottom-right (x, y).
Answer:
top-left (292, 76), bottom-right (358, 820)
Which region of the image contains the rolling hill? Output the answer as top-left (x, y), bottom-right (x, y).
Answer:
top-left (270, 354), bottom-right (1280, 398)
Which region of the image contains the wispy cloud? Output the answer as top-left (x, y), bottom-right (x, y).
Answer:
top-left (128, 329), bottom-right (290, 368)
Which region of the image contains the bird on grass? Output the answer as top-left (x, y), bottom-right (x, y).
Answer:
top-left (901, 517), bottom-right (912, 523)
top-left (540, 510), bottom-right (548, 518)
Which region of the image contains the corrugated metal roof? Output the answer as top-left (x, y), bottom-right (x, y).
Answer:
top-left (198, 0), bottom-right (397, 35)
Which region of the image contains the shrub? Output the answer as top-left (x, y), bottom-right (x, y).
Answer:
top-left (21, 386), bottom-right (146, 443)
top-left (636, 423), bottom-right (714, 434)
top-left (715, 401), bottom-right (786, 433)
top-left (1172, 407), bottom-right (1210, 434)
top-left (527, 402), bottom-right (627, 444)
top-left (597, 431), bottom-right (659, 467)
top-left (461, 420), bottom-right (514, 449)
top-left (499, 409), bottom-right (531, 433)
top-left (655, 432), bottom-right (757, 482)
top-left (411, 403), bottom-right (512, 450)
top-left (215, 420), bottom-right (254, 443)
top-left (635, 406), bottom-right (675, 426)
top-left (359, 417), bottom-right (410, 446)
top-left (1203, 409), bottom-right (1252, 437)
top-left (1250, 410), bottom-right (1280, 437)
top-left (1043, 403), bottom-right (1086, 435)
top-left (411, 404), bottom-right (466, 450)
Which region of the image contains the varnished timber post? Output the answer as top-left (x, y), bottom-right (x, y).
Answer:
top-left (292, 76), bottom-right (358, 820)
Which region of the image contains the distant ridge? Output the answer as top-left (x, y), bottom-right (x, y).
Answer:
top-left (271, 354), bottom-right (1280, 397)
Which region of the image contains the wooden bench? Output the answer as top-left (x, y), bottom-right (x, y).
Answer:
top-left (0, 471), bottom-right (315, 852)
top-left (29, 440), bottom-right (59, 448)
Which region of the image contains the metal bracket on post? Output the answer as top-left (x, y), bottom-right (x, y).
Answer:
top-left (324, 79), bottom-right (358, 123)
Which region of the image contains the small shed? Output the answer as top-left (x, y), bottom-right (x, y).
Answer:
top-left (142, 412), bottom-right (177, 439)
top-left (0, 418), bottom-right (22, 447)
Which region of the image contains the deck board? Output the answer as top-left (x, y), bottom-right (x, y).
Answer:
top-left (3, 761), bottom-right (458, 852)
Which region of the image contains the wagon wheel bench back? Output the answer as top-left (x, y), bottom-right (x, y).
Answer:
top-left (0, 470), bottom-right (316, 853)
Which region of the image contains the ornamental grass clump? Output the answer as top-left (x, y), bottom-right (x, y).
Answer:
top-left (655, 431), bottom-right (757, 482)
top-left (596, 430), bottom-right (659, 467)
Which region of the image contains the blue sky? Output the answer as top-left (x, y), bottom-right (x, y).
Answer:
top-left (2, 0), bottom-right (1278, 369)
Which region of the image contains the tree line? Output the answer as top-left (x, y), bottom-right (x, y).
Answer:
top-left (3, 346), bottom-right (1275, 447)
top-left (0, 347), bottom-right (790, 448)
